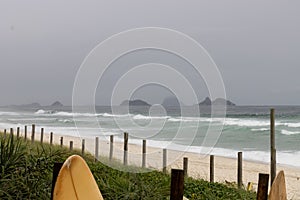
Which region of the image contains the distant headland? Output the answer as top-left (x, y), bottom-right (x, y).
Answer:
top-left (8, 101), bottom-right (64, 107)
top-left (120, 99), bottom-right (151, 106)
top-left (120, 97), bottom-right (235, 107)
top-left (51, 101), bottom-right (63, 107)
top-left (199, 97), bottom-right (236, 106)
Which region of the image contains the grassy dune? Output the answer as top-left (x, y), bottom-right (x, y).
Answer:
top-left (0, 133), bottom-right (256, 199)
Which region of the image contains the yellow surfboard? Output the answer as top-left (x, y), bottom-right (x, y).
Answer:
top-left (53, 155), bottom-right (104, 200)
top-left (269, 170), bottom-right (287, 200)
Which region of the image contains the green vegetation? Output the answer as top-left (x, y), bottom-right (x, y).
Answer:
top-left (0, 133), bottom-right (256, 199)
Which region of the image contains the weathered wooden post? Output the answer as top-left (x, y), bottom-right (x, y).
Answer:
top-left (69, 141), bottom-right (73, 151)
top-left (170, 169), bottom-right (184, 200)
top-left (95, 137), bottom-right (99, 161)
top-left (163, 148), bottom-right (167, 173)
top-left (40, 128), bottom-right (44, 143)
top-left (3, 129), bottom-right (6, 139)
top-left (142, 140), bottom-right (146, 168)
top-left (10, 128), bottom-right (13, 139)
top-left (183, 157), bottom-right (188, 177)
top-left (60, 136), bottom-right (63, 147)
top-left (17, 127), bottom-right (20, 139)
top-left (109, 135), bottom-right (114, 161)
top-left (210, 155), bottom-right (215, 182)
top-left (50, 132), bottom-right (53, 145)
top-left (51, 163), bottom-right (63, 200)
top-left (31, 124), bottom-right (35, 143)
top-left (82, 139), bottom-right (85, 156)
top-left (270, 108), bottom-right (276, 184)
top-left (257, 173), bottom-right (269, 200)
top-left (238, 152), bottom-right (243, 188)
top-left (24, 125), bottom-right (27, 140)
top-left (123, 132), bottom-right (128, 165)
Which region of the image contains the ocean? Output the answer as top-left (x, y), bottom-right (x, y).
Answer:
top-left (0, 105), bottom-right (300, 167)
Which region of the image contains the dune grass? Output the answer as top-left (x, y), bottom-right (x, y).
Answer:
top-left (0, 132), bottom-right (256, 199)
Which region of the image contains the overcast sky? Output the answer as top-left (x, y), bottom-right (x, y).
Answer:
top-left (1, 1), bottom-right (300, 106)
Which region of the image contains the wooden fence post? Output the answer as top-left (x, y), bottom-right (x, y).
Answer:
top-left (10, 128), bottom-right (13, 138)
top-left (109, 135), bottom-right (114, 161)
top-left (170, 169), bottom-right (184, 200)
top-left (183, 157), bottom-right (188, 177)
top-left (31, 124), bottom-right (35, 143)
top-left (123, 132), bottom-right (128, 165)
top-left (69, 141), bottom-right (73, 151)
top-left (40, 128), bottom-right (44, 143)
top-left (17, 127), bottom-right (20, 139)
top-left (3, 129), bottom-right (6, 139)
top-left (163, 148), bottom-right (167, 173)
top-left (210, 155), bottom-right (214, 182)
top-left (60, 137), bottom-right (63, 147)
top-left (24, 126), bottom-right (27, 140)
top-left (82, 139), bottom-right (85, 156)
top-left (257, 173), bottom-right (269, 200)
top-left (95, 137), bottom-right (99, 161)
top-left (142, 140), bottom-right (146, 168)
top-left (238, 152), bottom-right (243, 188)
top-left (51, 163), bottom-right (63, 200)
top-left (50, 132), bottom-right (53, 145)
top-left (270, 108), bottom-right (276, 185)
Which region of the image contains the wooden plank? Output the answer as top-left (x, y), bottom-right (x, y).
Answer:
top-left (257, 173), bottom-right (269, 200)
top-left (269, 171), bottom-right (287, 200)
top-left (170, 169), bottom-right (184, 200)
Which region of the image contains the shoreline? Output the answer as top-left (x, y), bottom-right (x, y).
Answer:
top-left (16, 129), bottom-right (300, 199)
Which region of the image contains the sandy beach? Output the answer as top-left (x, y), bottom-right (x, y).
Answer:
top-left (22, 129), bottom-right (300, 199)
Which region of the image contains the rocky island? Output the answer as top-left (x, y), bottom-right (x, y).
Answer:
top-left (120, 99), bottom-right (151, 106)
top-left (199, 97), bottom-right (236, 106)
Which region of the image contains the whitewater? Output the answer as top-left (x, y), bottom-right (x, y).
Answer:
top-left (0, 105), bottom-right (300, 167)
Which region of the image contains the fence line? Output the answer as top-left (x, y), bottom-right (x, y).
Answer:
top-left (0, 126), bottom-right (248, 184)
top-left (1, 124), bottom-right (270, 193)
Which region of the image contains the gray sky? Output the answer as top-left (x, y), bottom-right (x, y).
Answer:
top-left (1, 0), bottom-right (300, 106)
